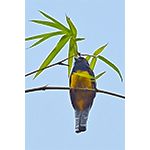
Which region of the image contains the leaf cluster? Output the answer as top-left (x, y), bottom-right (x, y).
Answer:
top-left (25, 11), bottom-right (123, 82)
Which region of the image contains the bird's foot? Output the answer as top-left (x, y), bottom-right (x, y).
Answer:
top-left (85, 87), bottom-right (88, 92)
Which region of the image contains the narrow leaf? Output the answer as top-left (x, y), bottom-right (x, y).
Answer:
top-left (26, 31), bottom-right (64, 49)
top-left (86, 55), bottom-right (91, 61)
top-left (95, 71), bottom-right (106, 80)
top-left (71, 38), bottom-right (78, 57)
top-left (73, 40), bottom-right (78, 57)
top-left (98, 55), bottom-right (123, 81)
top-left (66, 15), bottom-right (77, 38)
top-left (25, 33), bottom-right (53, 41)
top-left (75, 38), bottom-right (85, 42)
top-left (90, 57), bottom-right (97, 70)
top-left (27, 37), bottom-right (49, 49)
top-left (30, 20), bottom-right (67, 33)
top-left (39, 10), bottom-right (70, 34)
top-left (93, 43), bottom-right (108, 56)
top-left (73, 72), bottom-right (94, 79)
top-left (34, 35), bottom-right (70, 79)
top-left (68, 38), bottom-right (75, 77)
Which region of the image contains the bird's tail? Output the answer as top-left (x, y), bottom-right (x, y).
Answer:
top-left (75, 109), bottom-right (90, 133)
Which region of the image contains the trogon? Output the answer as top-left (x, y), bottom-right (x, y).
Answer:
top-left (69, 57), bottom-right (96, 133)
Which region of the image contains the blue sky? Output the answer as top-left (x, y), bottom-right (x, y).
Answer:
top-left (25, 0), bottom-right (125, 150)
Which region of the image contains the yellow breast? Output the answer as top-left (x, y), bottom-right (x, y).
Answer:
top-left (70, 70), bottom-right (93, 89)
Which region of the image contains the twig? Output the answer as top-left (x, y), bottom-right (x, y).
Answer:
top-left (96, 89), bottom-right (125, 99)
top-left (58, 62), bottom-right (69, 66)
top-left (25, 54), bottom-right (98, 78)
top-left (25, 86), bottom-right (125, 99)
top-left (81, 54), bottom-right (97, 58)
top-left (25, 55), bottom-right (74, 77)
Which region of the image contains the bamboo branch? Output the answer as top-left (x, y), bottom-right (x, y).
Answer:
top-left (25, 54), bottom-right (99, 78)
top-left (81, 54), bottom-right (97, 58)
top-left (25, 86), bottom-right (125, 99)
top-left (25, 55), bottom-right (74, 77)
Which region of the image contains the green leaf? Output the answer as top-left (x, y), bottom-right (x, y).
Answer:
top-left (26, 31), bottom-right (64, 49)
top-left (30, 20), bottom-right (68, 33)
top-left (34, 35), bottom-right (70, 79)
top-left (73, 71), bottom-right (105, 82)
top-left (27, 37), bottom-right (49, 49)
top-left (39, 10), bottom-right (70, 34)
top-left (93, 43), bottom-right (108, 56)
top-left (73, 40), bottom-right (78, 57)
top-left (86, 55), bottom-right (91, 61)
top-left (85, 43), bottom-right (108, 63)
top-left (73, 72), bottom-right (94, 79)
top-left (75, 38), bottom-right (85, 42)
top-left (68, 37), bottom-right (77, 76)
top-left (66, 15), bottom-right (77, 38)
top-left (98, 55), bottom-right (123, 81)
top-left (25, 33), bottom-right (53, 41)
top-left (95, 71), bottom-right (106, 80)
top-left (70, 38), bottom-right (78, 57)
top-left (90, 57), bottom-right (97, 70)
top-left (68, 38), bottom-right (75, 77)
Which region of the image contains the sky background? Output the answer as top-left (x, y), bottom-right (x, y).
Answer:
top-left (25, 0), bottom-right (125, 150)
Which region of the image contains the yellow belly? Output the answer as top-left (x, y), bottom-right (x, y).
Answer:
top-left (70, 70), bottom-right (94, 111)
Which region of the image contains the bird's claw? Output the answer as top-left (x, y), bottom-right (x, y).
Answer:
top-left (85, 87), bottom-right (88, 91)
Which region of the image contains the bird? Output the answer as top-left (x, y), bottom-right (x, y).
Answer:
top-left (69, 56), bottom-right (96, 133)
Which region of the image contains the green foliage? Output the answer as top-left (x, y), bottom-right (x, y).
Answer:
top-left (89, 57), bottom-right (97, 70)
top-left (95, 71), bottom-right (106, 80)
top-left (85, 42), bottom-right (123, 81)
top-left (39, 10), bottom-right (70, 34)
top-left (73, 72), bottom-right (94, 79)
top-left (68, 38), bottom-right (76, 77)
top-left (86, 43), bottom-right (108, 70)
top-left (75, 38), bottom-right (85, 42)
top-left (66, 15), bottom-right (77, 38)
top-left (97, 55), bottom-right (123, 81)
top-left (25, 11), bottom-right (123, 82)
top-left (26, 31), bottom-right (64, 49)
top-left (73, 71), bottom-right (106, 81)
top-left (26, 10), bottom-right (84, 79)
top-left (34, 35), bottom-right (70, 79)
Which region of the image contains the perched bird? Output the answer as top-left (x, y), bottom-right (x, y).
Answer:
top-left (69, 57), bottom-right (96, 133)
